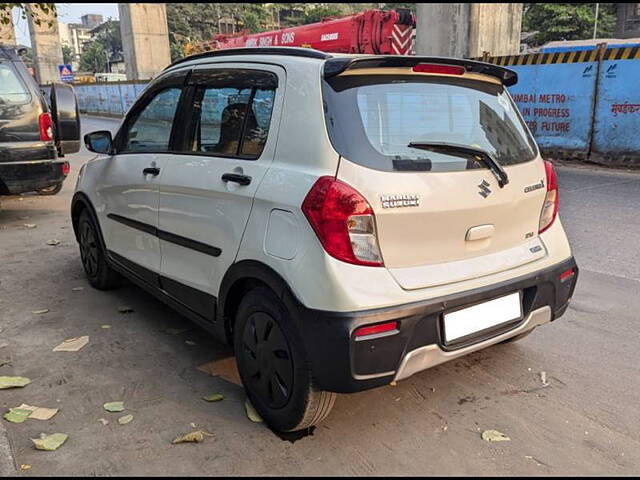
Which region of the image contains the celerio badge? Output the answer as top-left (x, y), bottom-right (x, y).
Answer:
top-left (380, 194), bottom-right (420, 209)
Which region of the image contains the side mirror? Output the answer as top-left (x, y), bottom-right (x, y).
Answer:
top-left (50, 82), bottom-right (81, 155)
top-left (84, 131), bottom-right (113, 154)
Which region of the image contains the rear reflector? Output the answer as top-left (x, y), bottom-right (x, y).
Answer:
top-left (413, 64), bottom-right (465, 75)
top-left (560, 268), bottom-right (575, 282)
top-left (354, 321), bottom-right (398, 338)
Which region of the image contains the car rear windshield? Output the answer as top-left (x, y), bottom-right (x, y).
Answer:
top-left (0, 62), bottom-right (31, 105)
top-left (322, 74), bottom-right (537, 172)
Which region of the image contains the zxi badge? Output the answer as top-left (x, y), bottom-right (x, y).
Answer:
top-left (478, 180), bottom-right (492, 198)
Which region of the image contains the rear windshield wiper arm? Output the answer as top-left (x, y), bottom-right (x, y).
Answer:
top-left (407, 142), bottom-right (509, 188)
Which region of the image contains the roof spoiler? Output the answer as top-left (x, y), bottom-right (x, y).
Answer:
top-left (323, 56), bottom-right (518, 87)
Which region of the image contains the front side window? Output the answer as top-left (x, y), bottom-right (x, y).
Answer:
top-left (122, 87), bottom-right (182, 153)
top-left (188, 69), bottom-right (276, 159)
top-left (323, 74), bottom-right (538, 172)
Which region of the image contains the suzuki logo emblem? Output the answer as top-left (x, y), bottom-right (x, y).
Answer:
top-left (478, 180), bottom-right (492, 198)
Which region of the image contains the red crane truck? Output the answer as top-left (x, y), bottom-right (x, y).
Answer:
top-left (192, 9), bottom-right (416, 56)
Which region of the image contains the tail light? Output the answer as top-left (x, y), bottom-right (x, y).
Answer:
top-left (62, 161), bottom-right (70, 176)
top-left (39, 113), bottom-right (54, 142)
top-left (538, 160), bottom-right (559, 233)
top-left (302, 176), bottom-right (383, 267)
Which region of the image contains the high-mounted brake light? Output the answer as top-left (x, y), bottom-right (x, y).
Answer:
top-left (302, 176), bottom-right (383, 267)
top-left (39, 113), bottom-right (54, 142)
top-left (412, 64), bottom-right (465, 75)
top-left (354, 321), bottom-right (398, 338)
top-left (538, 160), bottom-right (559, 233)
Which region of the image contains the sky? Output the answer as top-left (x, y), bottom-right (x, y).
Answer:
top-left (12, 3), bottom-right (120, 47)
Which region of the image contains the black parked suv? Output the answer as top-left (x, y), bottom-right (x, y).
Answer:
top-left (0, 44), bottom-right (80, 196)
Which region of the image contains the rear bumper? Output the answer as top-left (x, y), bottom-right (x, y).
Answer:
top-left (290, 256), bottom-right (578, 393)
top-left (0, 159), bottom-right (67, 194)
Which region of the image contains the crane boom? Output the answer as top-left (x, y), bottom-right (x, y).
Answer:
top-left (186, 9), bottom-right (416, 57)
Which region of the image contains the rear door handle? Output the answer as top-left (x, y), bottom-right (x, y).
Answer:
top-left (143, 167), bottom-right (160, 176)
top-left (221, 173), bottom-right (251, 186)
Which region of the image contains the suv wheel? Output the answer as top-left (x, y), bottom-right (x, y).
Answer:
top-left (78, 209), bottom-right (121, 290)
top-left (37, 182), bottom-right (63, 195)
top-left (234, 286), bottom-right (336, 432)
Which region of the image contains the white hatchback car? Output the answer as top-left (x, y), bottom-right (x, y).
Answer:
top-left (73, 47), bottom-right (578, 432)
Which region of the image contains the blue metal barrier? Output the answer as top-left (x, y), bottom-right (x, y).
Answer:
top-left (484, 44), bottom-right (640, 166)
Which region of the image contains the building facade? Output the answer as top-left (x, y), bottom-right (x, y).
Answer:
top-left (616, 3), bottom-right (640, 38)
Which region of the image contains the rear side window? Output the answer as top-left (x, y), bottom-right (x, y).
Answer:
top-left (187, 69), bottom-right (277, 159)
top-left (0, 63), bottom-right (31, 104)
top-left (122, 87), bottom-right (182, 153)
top-left (323, 74), bottom-right (537, 172)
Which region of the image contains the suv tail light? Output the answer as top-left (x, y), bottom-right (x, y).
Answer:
top-left (538, 160), bottom-right (559, 233)
top-left (62, 161), bottom-right (70, 177)
top-left (302, 176), bottom-right (383, 267)
top-left (39, 113), bottom-right (54, 142)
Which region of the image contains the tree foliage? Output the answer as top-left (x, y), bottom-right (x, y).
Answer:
top-left (77, 19), bottom-right (121, 73)
top-left (61, 44), bottom-right (73, 64)
top-left (0, 3), bottom-right (57, 28)
top-left (523, 3), bottom-right (617, 45)
top-left (79, 41), bottom-right (108, 73)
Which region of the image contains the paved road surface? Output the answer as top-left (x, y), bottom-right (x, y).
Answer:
top-left (0, 116), bottom-right (638, 475)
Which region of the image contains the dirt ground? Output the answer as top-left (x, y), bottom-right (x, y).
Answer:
top-left (0, 116), bottom-right (639, 476)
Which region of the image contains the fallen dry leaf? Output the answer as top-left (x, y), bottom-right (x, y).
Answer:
top-left (245, 399), bottom-right (263, 423)
top-left (101, 325), bottom-right (111, 329)
top-left (202, 393), bottom-right (224, 403)
top-left (20, 464), bottom-right (31, 471)
top-left (32, 309), bottom-right (49, 315)
top-left (53, 336), bottom-right (89, 352)
top-left (482, 429), bottom-right (511, 442)
top-left (185, 340), bottom-right (196, 346)
top-left (71, 287), bottom-right (84, 291)
top-left (31, 433), bottom-right (68, 451)
top-left (4, 408), bottom-right (32, 423)
top-left (103, 401), bottom-right (124, 412)
top-left (118, 414), bottom-right (133, 425)
top-left (17, 404), bottom-right (58, 421)
top-left (0, 376), bottom-right (31, 389)
top-left (118, 306), bottom-right (134, 314)
top-left (171, 430), bottom-right (213, 444)
top-left (98, 418), bottom-right (109, 426)
top-left (23, 223), bottom-right (36, 229)
top-left (46, 239), bottom-right (60, 246)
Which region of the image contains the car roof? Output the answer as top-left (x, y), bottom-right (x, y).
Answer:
top-left (165, 47), bottom-right (518, 87)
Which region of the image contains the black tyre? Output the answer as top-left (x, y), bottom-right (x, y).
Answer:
top-left (37, 182), bottom-right (63, 195)
top-left (234, 286), bottom-right (336, 432)
top-left (77, 209), bottom-right (121, 290)
top-left (499, 329), bottom-right (533, 344)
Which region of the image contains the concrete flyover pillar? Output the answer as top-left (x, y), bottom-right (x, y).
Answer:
top-left (26, 5), bottom-right (63, 84)
top-left (0, 9), bottom-right (17, 45)
top-left (118, 3), bottom-right (171, 81)
top-left (416, 3), bottom-right (523, 58)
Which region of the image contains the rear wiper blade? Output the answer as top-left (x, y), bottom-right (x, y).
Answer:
top-left (407, 142), bottom-right (509, 188)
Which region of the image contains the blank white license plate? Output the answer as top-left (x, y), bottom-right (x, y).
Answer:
top-left (443, 292), bottom-right (522, 342)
